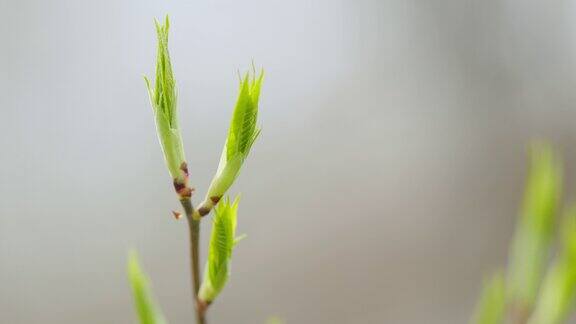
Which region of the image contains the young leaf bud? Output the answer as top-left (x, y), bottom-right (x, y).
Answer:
top-left (197, 69), bottom-right (263, 216)
top-left (144, 16), bottom-right (191, 198)
top-left (198, 196), bottom-right (243, 302)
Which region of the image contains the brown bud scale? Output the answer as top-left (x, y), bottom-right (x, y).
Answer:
top-left (198, 206), bottom-right (210, 216)
top-left (172, 211), bottom-right (182, 220)
top-left (173, 180), bottom-right (186, 192)
top-left (197, 299), bottom-right (210, 313)
top-left (179, 187), bottom-right (193, 198)
top-left (173, 179), bottom-right (193, 198)
top-left (180, 162), bottom-right (189, 177)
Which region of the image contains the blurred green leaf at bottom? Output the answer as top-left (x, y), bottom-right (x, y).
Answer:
top-left (471, 272), bottom-right (506, 324)
top-left (528, 207), bottom-right (576, 324)
top-left (266, 316), bottom-right (285, 324)
top-left (127, 251), bottom-right (167, 324)
top-left (507, 142), bottom-right (562, 313)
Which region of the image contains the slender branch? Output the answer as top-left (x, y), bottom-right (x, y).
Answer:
top-left (180, 197), bottom-right (207, 324)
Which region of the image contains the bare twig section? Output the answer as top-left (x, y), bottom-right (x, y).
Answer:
top-left (180, 197), bottom-right (206, 324)
top-left (197, 299), bottom-right (210, 321)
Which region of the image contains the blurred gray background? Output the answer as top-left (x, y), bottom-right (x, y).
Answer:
top-left (2, 0), bottom-right (576, 323)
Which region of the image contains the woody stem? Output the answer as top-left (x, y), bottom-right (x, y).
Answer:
top-left (180, 197), bottom-right (206, 324)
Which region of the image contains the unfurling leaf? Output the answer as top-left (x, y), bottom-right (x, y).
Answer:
top-left (199, 69), bottom-right (264, 214)
top-left (226, 70), bottom-right (263, 162)
top-left (199, 196), bottom-right (243, 302)
top-left (144, 15), bottom-right (190, 197)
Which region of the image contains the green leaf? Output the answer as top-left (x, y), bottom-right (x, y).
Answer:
top-left (144, 15), bottom-right (188, 189)
top-left (127, 251), bottom-right (167, 324)
top-left (528, 207), bottom-right (576, 324)
top-left (471, 272), bottom-right (506, 324)
top-left (203, 68), bottom-right (264, 205)
top-left (507, 141), bottom-right (562, 312)
top-left (198, 196), bottom-right (243, 302)
top-left (226, 70), bottom-right (263, 161)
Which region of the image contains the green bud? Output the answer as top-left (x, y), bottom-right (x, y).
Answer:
top-left (470, 271), bottom-right (506, 324)
top-left (144, 16), bottom-right (190, 197)
top-left (199, 69), bottom-right (263, 214)
top-left (507, 141), bottom-right (562, 313)
top-left (528, 208), bottom-right (576, 324)
top-left (127, 251), bottom-right (167, 324)
top-left (198, 196), bottom-right (243, 302)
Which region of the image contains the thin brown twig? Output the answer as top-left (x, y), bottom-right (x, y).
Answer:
top-left (180, 197), bottom-right (207, 324)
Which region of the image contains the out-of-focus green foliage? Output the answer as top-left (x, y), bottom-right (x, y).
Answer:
top-left (127, 251), bottom-right (167, 324)
top-left (203, 69), bottom-right (263, 207)
top-left (471, 272), bottom-right (506, 324)
top-left (144, 15), bottom-right (188, 187)
top-left (198, 196), bottom-right (243, 302)
top-left (470, 142), bottom-right (576, 323)
top-left (529, 208), bottom-right (576, 324)
top-left (266, 316), bottom-right (285, 324)
top-left (507, 142), bottom-right (562, 309)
